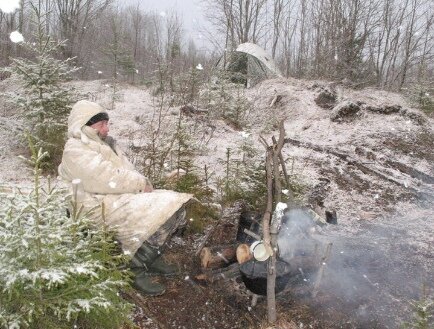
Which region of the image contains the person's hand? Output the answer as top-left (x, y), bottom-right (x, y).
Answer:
top-left (143, 184), bottom-right (153, 192)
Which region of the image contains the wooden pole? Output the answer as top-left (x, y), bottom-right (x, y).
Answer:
top-left (259, 120), bottom-right (287, 324)
top-left (272, 135), bottom-right (290, 190)
top-left (264, 149), bottom-right (277, 323)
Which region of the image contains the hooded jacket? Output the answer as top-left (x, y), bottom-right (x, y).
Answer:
top-left (58, 100), bottom-right (192, 255)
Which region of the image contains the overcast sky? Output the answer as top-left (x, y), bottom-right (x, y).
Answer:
top-left (123, 0), bottom-right (214, 52)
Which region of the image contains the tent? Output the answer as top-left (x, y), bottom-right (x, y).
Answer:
top-left (216, 43), bottom-right (282, 87)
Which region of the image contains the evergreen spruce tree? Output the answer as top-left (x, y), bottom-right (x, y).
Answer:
top-left (8, 3), bottom-right (78, 172)
top-left (0, 144), bottom-right (132, 329)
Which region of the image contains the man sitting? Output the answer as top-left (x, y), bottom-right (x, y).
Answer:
top-left (58, 100), bottom-right (193, 296)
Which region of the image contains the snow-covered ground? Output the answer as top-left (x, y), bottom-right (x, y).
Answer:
top-left (1, 77), bottom-right (433, 326)
top-left (1, 77), bottom-right (433, 226)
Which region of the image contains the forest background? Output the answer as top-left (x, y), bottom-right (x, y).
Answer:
top-left (1, 0), bottom-right (432, 95)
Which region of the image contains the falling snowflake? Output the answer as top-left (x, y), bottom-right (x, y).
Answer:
top-left (97, 71), bottom-right (103, 74)
top-left (9, 31), bottom-right (24, 43)
top-left (75, 265), bottom-right (86, 274)
top-left (282, 189), bottom-right (289, 195)
top-left (196, 63), bottom-right (203, 70)
top-left (72, 178), bottom-right (81, 185)
top-left (0, 0), bottom-right (20, 13)
top-left (109, 181), bottom-right (117, 188)
top-left (159, 11), bottom-right (166, 17)
top-left (239, 131), bottom-right (250, 138)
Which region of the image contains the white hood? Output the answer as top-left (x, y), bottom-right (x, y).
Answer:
top-left (68, 100), bottom-right (107, 144)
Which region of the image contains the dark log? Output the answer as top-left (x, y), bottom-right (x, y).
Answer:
top-left (270, 94), bottom-right (283, 107)
top-left (180, 105), bottom-right (208, 116)
top-left (195, 262), bottom-right (241, 282)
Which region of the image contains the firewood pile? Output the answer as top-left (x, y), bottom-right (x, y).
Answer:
top-left (194, 201), bottom-right (256, 283)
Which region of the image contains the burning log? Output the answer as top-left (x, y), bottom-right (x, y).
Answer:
top-left (200, 244), bottom-right (238, 269)
top-left (243, 228), bottom-right (261, 241)
top-left (236, 243), bottom-right (253, 264)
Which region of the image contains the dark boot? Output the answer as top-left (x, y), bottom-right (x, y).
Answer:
top-left (131, 268), bottom-right (166, 296)
top-left (149, 256), bottom-right (179, 276)
top-left (131, 242), bottom-right (160, 268)
top-left (133, 242), bottom-right (179, 276)
top-left (130, 243), bottom-right (166, 296)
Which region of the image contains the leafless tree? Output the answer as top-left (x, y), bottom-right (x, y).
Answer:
top-left (271, 0), bottom-right (284, 59)
top-left (1, 0), bottom-right (432, 91)
top-left (203, 0), bottom-right (268, 48)
top-left (53, 0), bottom-right (112, 60)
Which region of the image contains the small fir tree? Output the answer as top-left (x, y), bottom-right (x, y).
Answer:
top-left (402, 286), bottom-right (433, 329)
top-left (0, 144), bottom-right (132, 329)
top-left (8, 3), bottom-right (78, 172)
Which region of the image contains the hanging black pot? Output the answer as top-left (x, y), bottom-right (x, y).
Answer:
top-left (239, 259), bottom-right (291, 296)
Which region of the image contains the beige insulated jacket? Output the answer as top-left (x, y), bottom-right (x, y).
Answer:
top-left (58, 100), bottom-right (193, 255)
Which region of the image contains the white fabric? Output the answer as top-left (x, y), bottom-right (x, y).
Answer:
top-left (236, 42), bottom-right (283, 77)
top-left (58, 100), bottom-right (193, 255)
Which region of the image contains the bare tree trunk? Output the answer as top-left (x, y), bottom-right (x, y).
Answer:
top-left (296, 0), bottom-right (308, 77)
top-left (271, 0), bottom-right (283, 59)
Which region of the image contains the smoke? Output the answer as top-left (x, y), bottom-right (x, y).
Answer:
top-left (277, 208), bottom-right (434, 328)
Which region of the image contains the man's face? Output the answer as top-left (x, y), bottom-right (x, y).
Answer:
top-left (90, 120), bottom-right (109, 139)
